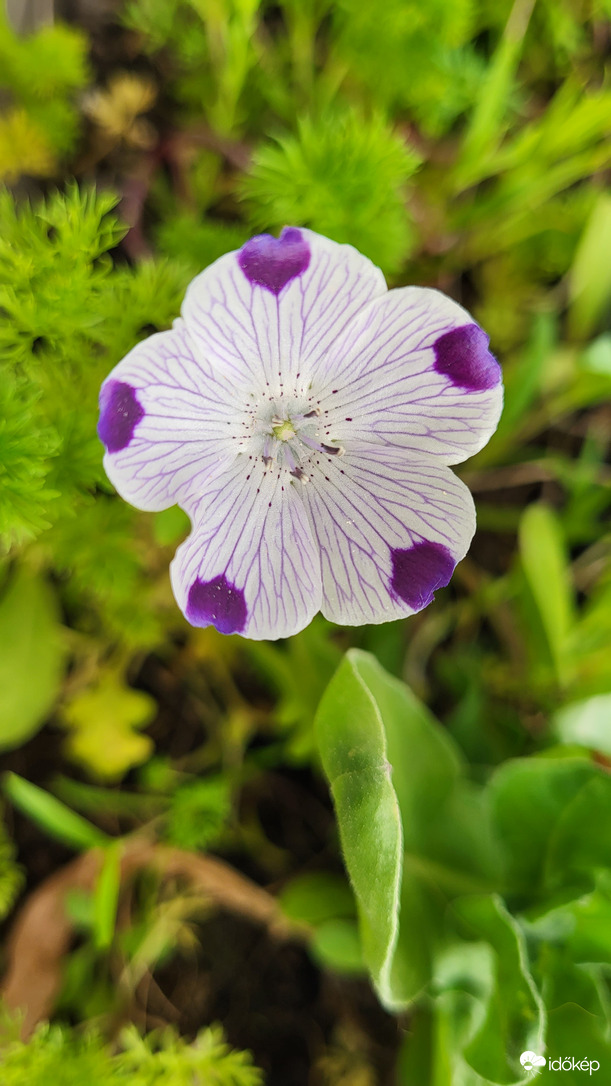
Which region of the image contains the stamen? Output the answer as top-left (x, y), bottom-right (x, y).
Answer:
top-left (291, 407), bottom-right (321, 424)
top-left (299, 434), bottom-right (345, 457)
top-left (290, 466), bottom-right (310, 484)
top-left (283, 445), bottom-right (298, 473)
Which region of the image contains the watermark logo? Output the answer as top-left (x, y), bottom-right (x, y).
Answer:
top-left (520, 1051), bottom-right (601, 1075)
top-left (521, 1051), bottom-right (546, 1074)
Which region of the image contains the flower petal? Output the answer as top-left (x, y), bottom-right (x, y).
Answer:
top-left (181, 227), bottom-right (387, 398)
top-left (300, 443), bottom-right (476, 626)
top-left (99, 322), bottom-right (240, 511)
top-left (316, 287), bottom-right (503, 464)
top-left (171, 458), bottom-right (322, 640)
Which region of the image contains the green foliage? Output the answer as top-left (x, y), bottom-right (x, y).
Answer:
top-left (242, 111), bottom-right (420, 275)
top-left (0, 1018), bottom-right (263, 1086)
top-left (2, 0), bottom-right (611, 1081)
top-left (165, 775), bottom-right (232, 851)
top-left (333, 0), bottom-right (482, 135)
top-left (2, 773), bottom-right (108, 851)
top-left (316, 651), bottom-right (611, 1081)
top-left (61, 672), bottom-right (156, 781)
top-left (0, 815), bottom-right (23, 921)
top-left (0, 12), bottom-right (88, 179)
top-left (0, 567), bottom-right (66, 751)
top-left (123, 0), bottom-right (261, 132)
top-left (0, 378), bottom-right (59, 545)
top-left (0, 185), bottom-right (191, 643)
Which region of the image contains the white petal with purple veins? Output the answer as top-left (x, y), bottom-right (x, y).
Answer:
top-left (300, 443), bottom-right (476, 626)
top-left (99, 322), bottom-right (240, 511)
top-left (171, 458), bottom-right (322, 640)
top-left (316, 287), bottom-right (503, 464)
top-left (182, 228), bottom-right (387, 399)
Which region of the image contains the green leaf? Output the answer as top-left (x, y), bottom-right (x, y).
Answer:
top-left (279, 871), bottom-right (356, 926)
top-left (450, 895), bottom-right (546, 1084)
top-left (92, 840), bottom-right (123, 950)
top-left (527, 872), bottom-right (611, 968)
top-left (568, 192), bottom-right (611, 339)
top-left (3, 772), bottom-right (108, 850)
top-left (314, 649), bottom-right (404, 1009)
top-left (454, 0), bottom-right (535, 188)
top-left (61, 672), bottom-right (156, 781)
top-left (579, 334), bottom-right (611, 376)
top-left (546, 1004), bottom-right (608, 1081)
top-left (553, 693), bottom-right (611, 755)
top-left (488, 757), bottom-right (611, 899)
top-left (0, 566), bottom-right (66, 752)
top-left (518, 503), bottom-right (574, 683)
top-left (310, 918), bottom-right (364, 975)
top-left (0, 812), bottom-right (23, 920)
top-left (315, 650), bottom-right (498, 1010)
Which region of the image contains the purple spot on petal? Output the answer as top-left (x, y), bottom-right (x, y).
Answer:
top-left (98, 380), bottom-right (144, 452)
top-left (390, 541), bottom-right (456, 611)
top-left (186, 574), bottom-right (247, 635)
top-left (238, 227), bottom-right (310, 295)
top-left (434, 324), bottom-right (501, 391)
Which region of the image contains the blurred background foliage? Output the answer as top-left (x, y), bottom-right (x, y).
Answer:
top-left (0, 0), bottom-right (611, 1082)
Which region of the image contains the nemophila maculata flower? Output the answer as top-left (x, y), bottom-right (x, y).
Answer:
top-left (98, 228), bottom-right (502, 640)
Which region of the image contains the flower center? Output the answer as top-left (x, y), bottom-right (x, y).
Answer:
top-left (239, 395), bottom-right (344, 485)
top-left (272, 419), bottom-right (297, 442)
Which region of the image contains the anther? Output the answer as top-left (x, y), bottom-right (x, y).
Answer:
top-left (322, 443), bottom-right (345, 456)
top-left (290, 467), bottom-right (309, 484)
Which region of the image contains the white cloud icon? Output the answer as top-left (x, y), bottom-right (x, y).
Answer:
top-left (520, 1051), bottom-right (547, 1071)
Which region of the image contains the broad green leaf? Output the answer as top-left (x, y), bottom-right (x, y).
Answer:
top-left (315, 650), bottom-right (498, 1010)
top-left (310, 918), bottom-right (364, 975)
top-left (314, 649), bottom-right (404, 1009)
top-left (349, 652), bottom-right (461, 842)
top-left (545, 772), bottom-right (611, 889)
top-left (451, 896), bottom-right (545, 1084)
top-left (411, 904), bottom-right (544, 1086)
top-left (579, 334), bottom-right (611, 376)
top-left (3, 772), bottom-right (108, 850)
top-left (518, 504), bottom-right (574, 682)
top-left (527, 873), bottom-right (611, 969)
top-left (569, 192), bottom-right (611, 339)
top-left (279, 871), bottom-right (356, 926)
top-left (61, 673), bottom-right (156, 781)
top-left (546, 1004), bottom-right (608, 1082)
top-left (0, 566), bottom-right (66, 752)
top-left (553, 693), bottom-right (611, 755)
top-left (354, 652), bottom-right (498, 888)
top-left (488, 757), bottom-right (609, 898)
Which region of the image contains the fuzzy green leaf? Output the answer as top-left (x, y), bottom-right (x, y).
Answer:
top-left (0, 567), bottom-right (66, 751)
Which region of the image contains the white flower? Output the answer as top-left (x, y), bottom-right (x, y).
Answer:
top-left (99, 228), bottom-right (502, 639)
